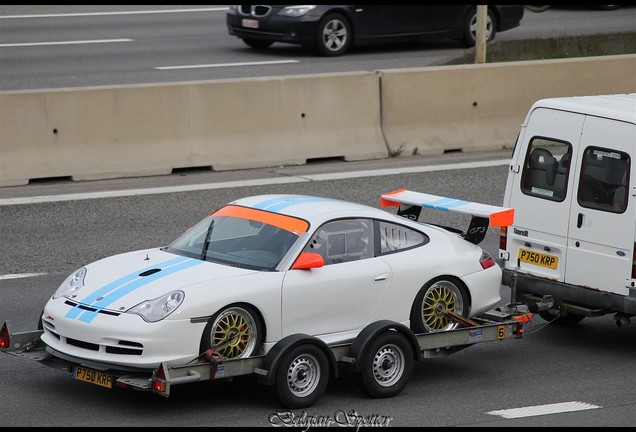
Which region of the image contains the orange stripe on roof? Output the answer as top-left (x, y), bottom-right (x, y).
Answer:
top-left (213, 205), bottom-right (309, 235)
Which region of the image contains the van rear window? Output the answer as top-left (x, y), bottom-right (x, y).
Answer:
top-left (520, 138), bottom-right (571, 202)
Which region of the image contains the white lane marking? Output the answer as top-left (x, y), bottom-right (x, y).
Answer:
top-left (0, 39), bottom-right (133, 47)
top-left (0, 8), bottom-right (229, 19)
top-left (487, 401), bottom-right (601, 419)
top-left (0, 159), bottom-right (510, 206)
top-left (156, 60), bottom-right (300, 70)
top-left (0, 273), bottom-right (48, 280)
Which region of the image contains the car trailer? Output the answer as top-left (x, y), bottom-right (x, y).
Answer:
top-left (1, 309), bottom-right (529, 408)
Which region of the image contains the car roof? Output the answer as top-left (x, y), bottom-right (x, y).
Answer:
top-left (529, 93), bottom-right (636, 124)
top-left (228, 194), bottom-right (393, 221)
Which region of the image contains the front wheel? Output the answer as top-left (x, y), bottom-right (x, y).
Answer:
top-left (410, 277), bottom-right (469, 334)
top-left (200, 305), bottom-right (263, 360)
top-left (275, 344), bottom-right (330, 409)
top-left (315, 13), bottom-right (351, 56)
top-left (356, 331), bottom-right (414, 399)
top-left (461, 8), bottom-right (496, 47)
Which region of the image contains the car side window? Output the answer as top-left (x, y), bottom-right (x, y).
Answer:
top-left (520, 138), bottom-right (571, 202)
top-left (304, 219), bottom-right (373, 265)
top-left (578, 146), bottom-right (630, 214)
top-left (378, 220), bottom-right (427, 255)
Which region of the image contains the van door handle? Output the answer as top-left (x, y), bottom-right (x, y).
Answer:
top-left (577, 213), bottom-right (583, 228)
top-left (373, 274), bottom-right (389, 282)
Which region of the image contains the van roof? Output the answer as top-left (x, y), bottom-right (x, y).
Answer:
top-left (529, 93), bottom-right (636, 124)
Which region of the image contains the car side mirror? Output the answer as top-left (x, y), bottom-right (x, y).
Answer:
top-left (291, 252), bottom-right (325, 270)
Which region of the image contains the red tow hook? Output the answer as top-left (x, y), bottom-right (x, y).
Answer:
top-left (205, 349), bottom-right (223, 378)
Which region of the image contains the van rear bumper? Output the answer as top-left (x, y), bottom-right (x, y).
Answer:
top-left (502, 269), bottom-right (636, 316)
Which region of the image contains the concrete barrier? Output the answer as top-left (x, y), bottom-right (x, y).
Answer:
top-left (379, 54), bottom-right (636, 157)
top-left (0, 72), bottom-right (387, 187)
top-left (1, 54), bottom-right (635, 187)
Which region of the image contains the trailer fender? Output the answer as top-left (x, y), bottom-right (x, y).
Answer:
top-left (257, 334), bottom-right (339, 385)
top-left (348, 320), bottom-right (421, 373)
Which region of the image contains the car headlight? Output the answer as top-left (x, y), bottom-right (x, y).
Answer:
top-left (278, 5), bottom-right (316, 17)
top-left (127, 291), bottom-right (185, 322)
top-left (52, 268), bottom-right (86, 299)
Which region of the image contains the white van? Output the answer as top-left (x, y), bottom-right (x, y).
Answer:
top-left (499, 93), bottom-right (635, 326)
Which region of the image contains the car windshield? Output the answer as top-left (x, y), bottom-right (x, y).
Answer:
top-left (165, 205), bottom-right (309, 271)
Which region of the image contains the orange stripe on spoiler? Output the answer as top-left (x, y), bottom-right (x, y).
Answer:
top-left (490, 208), bottom-right (514, 227)
top-left (380, 188), bottom-right (405, 207)
top-left (213, 205), bottom-right (309, 235)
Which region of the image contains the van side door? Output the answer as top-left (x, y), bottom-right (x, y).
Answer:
top-left (565, 116), bottom-right (633, 296)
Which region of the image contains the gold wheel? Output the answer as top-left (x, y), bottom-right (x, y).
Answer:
top-left (421, 280), bottom-right (465, 332)
top-left (209, 306), bottom-right (259, 360)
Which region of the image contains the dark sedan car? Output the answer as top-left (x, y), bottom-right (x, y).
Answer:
top-left (226, 5), bottom-right (524, 56)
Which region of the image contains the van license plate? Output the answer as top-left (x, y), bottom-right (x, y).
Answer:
top-left (74, 366), bottom-right (113, 388)
top-left (518, 249), bottom-right (558, 269)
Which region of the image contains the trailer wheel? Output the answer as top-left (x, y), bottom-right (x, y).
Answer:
top-left (275, 344), bottom-right (330, 409)
top-left (357, 331), bottom-right (414, 398)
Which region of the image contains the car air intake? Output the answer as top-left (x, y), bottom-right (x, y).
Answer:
top-left (139, 268), bottom-right (161, 277)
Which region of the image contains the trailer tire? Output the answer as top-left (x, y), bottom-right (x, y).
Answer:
top-left (275, 344), bottom-right (330, 409)
top-left (356, 331), bottom-right (413, 399)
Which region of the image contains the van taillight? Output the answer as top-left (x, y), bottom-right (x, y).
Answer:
top-left (499, 226), bottom-right (508, 251)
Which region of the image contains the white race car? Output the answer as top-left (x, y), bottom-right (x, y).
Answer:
top-left (41, 190), bottom-right (513, 372)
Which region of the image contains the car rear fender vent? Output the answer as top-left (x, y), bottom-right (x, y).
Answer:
top-left (139, 268), bottom-right (161, 277)
top-left (63, 300), bottom-right (121, 317)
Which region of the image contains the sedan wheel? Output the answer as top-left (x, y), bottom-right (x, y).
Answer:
top-left (200, 305), bottom-right (262, 360)
top-left (316, 13), bottom-right (351, 56)
top-left (411, 277), bottom-right (469, 333)
top-left (461, 8), bottom-right (496, 47)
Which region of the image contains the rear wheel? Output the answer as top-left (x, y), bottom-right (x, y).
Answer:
top-left (242, 38), bottom-right (273, 49)
top-left (538, 310), bottom-right (586, 325)
top-left (275, 344), bottom-right (330, 409)
top-left (200, 305), bottom-right (263, 360)
top-left (461, 8), bottom-right (496, 47)
top-left (356, 331), bottom-right (413, 398)
top-left (410, 277), bottom-right (469, 333)
top-left (315, 13), bottom-right (351, 56)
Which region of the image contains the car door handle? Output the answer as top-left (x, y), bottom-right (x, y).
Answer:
top-left (577, 213), bottom-right (584, 228)
top-left (373, 274), bottom-right (389, 282)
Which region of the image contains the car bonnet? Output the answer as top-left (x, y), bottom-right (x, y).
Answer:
top-left (66, 248), bottom-right (255, 313)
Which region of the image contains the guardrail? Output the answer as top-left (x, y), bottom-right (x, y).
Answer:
top-left (1, 54), bottom-right (635, 187)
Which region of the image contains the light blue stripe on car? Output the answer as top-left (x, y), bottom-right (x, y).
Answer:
top-left (64, 255), bottom-right (195, 320)
top-left (423, 198), bottom-right (469, 211)
top-left (253, 195), bottom-right (335, 212)
top-left (75, 258), bottom-right (202, 323)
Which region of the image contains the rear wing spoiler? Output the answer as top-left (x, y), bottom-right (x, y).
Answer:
top-left (380, 189), bottom-right (514, 245)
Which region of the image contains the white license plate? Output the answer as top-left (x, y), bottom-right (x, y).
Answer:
top-left (242, 19), bottom-right (259, 29)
